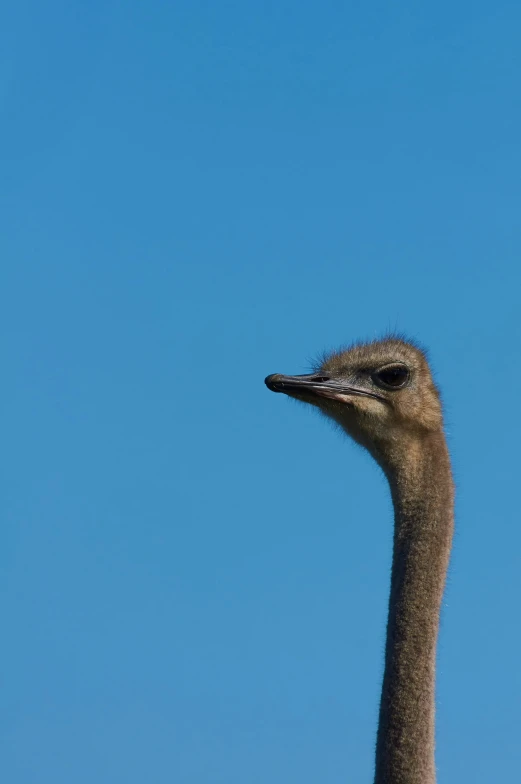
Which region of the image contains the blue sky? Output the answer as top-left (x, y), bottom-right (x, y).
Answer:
top-left (2, 1), bottom-right (521, 782)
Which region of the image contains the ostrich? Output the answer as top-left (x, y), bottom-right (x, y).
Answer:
top-left (265, 337), bottom-right (454, 784)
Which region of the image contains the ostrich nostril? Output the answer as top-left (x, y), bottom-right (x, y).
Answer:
top-left (313, 376), bottom-right (330, 383)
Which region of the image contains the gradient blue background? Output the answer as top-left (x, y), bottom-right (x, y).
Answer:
top-left (2, 2), bottom-right (521, 782)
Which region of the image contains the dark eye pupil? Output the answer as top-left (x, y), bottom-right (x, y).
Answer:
top-left (374, 366), bottom-right (409, 388)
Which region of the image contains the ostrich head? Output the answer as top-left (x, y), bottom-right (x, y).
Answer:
top-left (265, 337), bottom-right (443, 469)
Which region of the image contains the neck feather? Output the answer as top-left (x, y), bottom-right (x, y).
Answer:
top-left (374, 430), bottom-right (454, 784)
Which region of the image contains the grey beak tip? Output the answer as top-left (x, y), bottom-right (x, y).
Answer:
top-left (265, 374), bottom-right (281, 392)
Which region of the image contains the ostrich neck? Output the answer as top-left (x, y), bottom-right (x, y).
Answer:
top-left (374, 430), bottom-right (454, 784)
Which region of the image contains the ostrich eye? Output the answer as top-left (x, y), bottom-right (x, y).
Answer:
top-left (372, 364), bottom-right (410, 390)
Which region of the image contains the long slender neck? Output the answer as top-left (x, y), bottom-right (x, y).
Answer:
top-left (374, 431), bottom-right (454, 784)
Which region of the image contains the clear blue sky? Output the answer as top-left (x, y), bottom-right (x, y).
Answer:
top-left (2, 2), bottom-right (521, 782)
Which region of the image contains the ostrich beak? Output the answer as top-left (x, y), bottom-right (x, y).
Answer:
top-left (264, 373), bottom-right (384, 402)
top-left (265, 373), bottom-right (324, 393)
